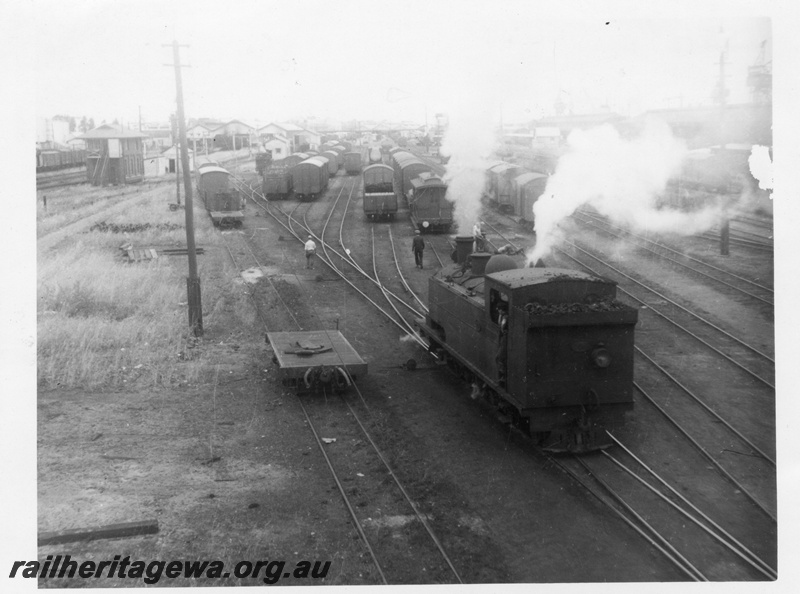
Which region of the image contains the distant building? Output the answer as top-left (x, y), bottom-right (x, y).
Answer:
top-left (161, 145), bottom-right (196, 174)
top-left (638, 103), bottom-right (772, 149)
top-left (262, 134), bottom-right (290, 159)
top-left (258, 123), bottom-right (306, 153)
top-left (75, 125), bottom-right (147, 185)
top-left (187, 123), bottom-right (215, 154)
top-left (141, 127), bottom-right (173, 152)
top-left (533, 113), bottom-right (627, 138)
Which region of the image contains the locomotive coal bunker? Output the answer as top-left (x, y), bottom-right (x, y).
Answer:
top-left (418, 239), bottom-right (638, 453)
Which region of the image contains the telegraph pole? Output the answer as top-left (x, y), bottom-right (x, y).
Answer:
top-left (165, 40), bottom-right (203, 336)
top-left (717, 45), bottom-right (730, 256)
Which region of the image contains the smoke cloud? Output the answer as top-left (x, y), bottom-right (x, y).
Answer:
top-left (441, 110), bottom-right (498, 235)
top-left (748, 145), bottom-right (773, 191)
top-left (527, 119), bottom-right (735, 264)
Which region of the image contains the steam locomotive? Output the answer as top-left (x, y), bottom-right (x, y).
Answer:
top-left (418, 238), bottom-right (638, 452)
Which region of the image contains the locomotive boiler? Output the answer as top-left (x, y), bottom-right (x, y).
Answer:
top-left (418, 238), bottom-right (638, 452)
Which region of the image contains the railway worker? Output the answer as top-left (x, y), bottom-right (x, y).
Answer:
top-left (304, 235), bottom-right (317, 269)
top-left (412, 230), bottom-right (425, 269)
top-left (473, 222), bottom-right (485, 252)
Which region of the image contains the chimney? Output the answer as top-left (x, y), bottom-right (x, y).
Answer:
top-left (469, 252), bottom-right (492, 275)
top-left (455, 236), bottom-right (473, 265)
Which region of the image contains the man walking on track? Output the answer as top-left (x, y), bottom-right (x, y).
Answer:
top-left (412, 229), bottom-right (425, 269)
top-left (304, 235), bottom-right (317, 269)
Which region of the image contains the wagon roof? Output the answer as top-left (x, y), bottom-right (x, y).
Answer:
top-left (489, 162), bottom-right (522, 174)
top-left (301, 157), bottom-right (327, 167)
top-left (484, 160), bottom-right (507, 171)
top-left (363, 164), bottom-right (393, 172)
top-left (394, 153), bottom-right (425, 168)
top-left (199, 166), bottom-right (230, 175)
top-left (514, 172), bottom-right (548, 186)
top-left (410, 172), bottom-right (445, 188)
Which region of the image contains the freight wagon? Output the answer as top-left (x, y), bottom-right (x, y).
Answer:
top-left (262, 161), bottom-right (293, 200)
top-left (391, 151), bottom-right (432, 200)
top-left (486, 162), bottom-right (524, 212)
top-left (292, 157), bottom-right (328, 200)
top-left (36, 148), bottom-right (88, 173)
top-left (362, 164), bottom-right (397, 220)
top-left (344, 151), bottom-right (362, 175)
top-left (321, 151), bottom-right (340, 175)
top-left (197, 166), bottom-right (244, 227)
top-left (510, 172), bottom-right (549, 229)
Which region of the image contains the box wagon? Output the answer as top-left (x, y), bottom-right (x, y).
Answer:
top-left (321, 151), bottom-right (340, 175)
top-left (487, 162), bottom-right (524, 212)
top-left (362, 164), bottom-right (397, 220)
top-left (344, 151), bottom-right (362, 175)
top-left (197, 166), bottom-right (244, 227)
top-left (391, 151), bottom-right (432, 200)
top-left (511, 172), bottom-right (548, 229)
top-left (292, 157), bottom-right (328, 200)
top-left (263, 161), bottom-right (293, 200)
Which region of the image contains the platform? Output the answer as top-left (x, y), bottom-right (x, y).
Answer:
top-left (266, 330), bottom-right (368, 382)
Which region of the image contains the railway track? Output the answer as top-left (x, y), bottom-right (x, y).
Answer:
top-left (402, 211), bottom-right (777, 579)
top-left (550, 438), bottom-right (777, 581)
top-left (37, 168), bottom-right (87, 189)
top-left (233, 162), bottom-right (776, 581)
top-left (223, 171), bottom-right (463, 584)
top-left (476, 213), bottom-right (777, 557)
top-left (571, 210), bottom-right (774, 306)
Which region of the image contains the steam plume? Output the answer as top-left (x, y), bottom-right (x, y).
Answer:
top-left (748, 145), bottom-right (773, 191)
top-left (441, 110), bottom-right (498, 234)
top-left (527, 119), bottom-right (735, 264)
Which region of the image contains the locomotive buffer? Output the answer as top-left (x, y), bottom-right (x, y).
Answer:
top-left (267, 330), bottom-right (367, 392)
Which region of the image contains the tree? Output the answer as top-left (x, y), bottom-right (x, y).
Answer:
top-left (88, 118), bottom-right (95, 129)
top-left (79, 116), bottom-right (88, 133)
top-left (69, 117), bottom-right (76, 132)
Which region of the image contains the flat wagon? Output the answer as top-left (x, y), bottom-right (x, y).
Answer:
top-left (267, 330), bottom-right (367, 393)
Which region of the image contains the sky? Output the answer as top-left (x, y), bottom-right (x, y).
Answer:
top-left (24, 0), bottom-right (777, 128)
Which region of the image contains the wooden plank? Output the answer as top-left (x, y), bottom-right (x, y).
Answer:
top-left (38, 520), bottom-right (159, 546)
